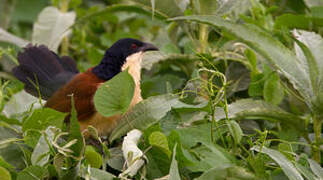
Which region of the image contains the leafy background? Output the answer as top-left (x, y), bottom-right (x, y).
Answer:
top-left (0, 0), bottom-right (323, 179)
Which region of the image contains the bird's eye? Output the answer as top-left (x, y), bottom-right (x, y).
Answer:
top-left (131, 43), bottom-right (138, 49)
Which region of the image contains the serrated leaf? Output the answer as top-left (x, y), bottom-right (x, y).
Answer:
top-left (94, 70), bottom-right (135, 117)
top-left (32, 6), bottom-right (76, 52)
top-left (264, 73), bottom-right (284, 105)
top-left (253, 146), bottom-right (303, 180)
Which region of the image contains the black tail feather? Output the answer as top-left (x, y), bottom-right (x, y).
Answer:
top-left (12, 45), bottom-right (78, 100)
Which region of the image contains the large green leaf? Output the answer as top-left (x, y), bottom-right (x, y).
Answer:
top-left (94, 70), bottom-right (135, 117)
top-left (170, 15), bottom-right (312, 106)
top-left (32, 6), bottom-right (76, 52)
top-left (253, 146), bottom-right (303, 180)
top-left (109, 94), bottom-right (206, 141)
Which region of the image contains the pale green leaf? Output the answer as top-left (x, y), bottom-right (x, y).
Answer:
top-left (253, 146), bottom-right (303, 180)
top-left (169, 144), bottom-right (181, 180)
top-left (32, 6), bottom-right (76, 52)
top-left (308, 159), bottom-right (323, 179)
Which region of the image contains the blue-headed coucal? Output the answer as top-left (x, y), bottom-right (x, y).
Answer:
top-left (12, 38), bottom-right (158, 136)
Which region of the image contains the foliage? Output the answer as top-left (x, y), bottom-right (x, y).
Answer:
top-left (0, 0), bottom-right (322, 179)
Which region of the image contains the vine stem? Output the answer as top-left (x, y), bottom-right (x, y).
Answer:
top-left (60, 0), bottom-right (70, 55)
top-left (313, 115), bottom-right (322, 163)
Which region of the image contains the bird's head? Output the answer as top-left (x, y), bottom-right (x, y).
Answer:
top-left (93, 38), bottom-right (158, 80)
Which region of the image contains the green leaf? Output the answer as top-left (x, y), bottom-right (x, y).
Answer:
top-left (31, 127), bottom-right (55, 166)
top-left (17, 165), bottom-right (47, 180)
top-left (196, 166), bottom-right (256, 180)
top-left (264, 73), bottom-right (284, 105)
top-left (149, 131), bottom-right (171, 157)
top-left (84, 146), bottom-right (103, 169)
top-left (274, 14), bottom-right (323, 31)
top-left (227, 121), bottom-right (243, 144)
top-left (109, 94), bottom-right (205, 141)
top-left (248, 73), bottom-right (264, 97)
top-left (22, 108), bottom-right (65, 132)
top-left (253, 146), bottom-right (303, 180)
top-left (94, 70), bottom-right (135, 117)
top-left (307, 159), bottom-right (323, 179)
top-left (170, 15), bottom-right (312, 106)
top-left (0, 166), bottom-right (11, 180)
top-left (133, 0), bottom-right (184, 17)
top-left (32, 6), bottom-right (76, 52)
top-left (295, 163), bottom-right (317, 180)
top-left (169, 144), bottom-right (180, 180)
top-left (80, 167), bottom-right (115, 180)
top-left (0, 156), bottom-right (14, 171)
top-left (68, 96), bottom-right (84, 159)
top-left (77, 4), bottom-right (168, 24)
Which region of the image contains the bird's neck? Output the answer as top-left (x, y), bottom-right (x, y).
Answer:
top-left (92, 54), bottom-right (123, 81)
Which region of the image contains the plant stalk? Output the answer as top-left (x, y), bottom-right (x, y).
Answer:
top-left (313, 115), bottom-right (322, 163)
top-left (199, 24), bottom-right (208, 53)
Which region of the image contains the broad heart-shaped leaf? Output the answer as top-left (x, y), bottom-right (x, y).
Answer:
top-left (253, 146), bottom-right (303, 180)
top-left (109, 94), bottom-right (207, 142)
top-left (94, 70), bottom-right (135, 117)
top-left (170, 15), bottom-right (313, 106)
top-left (32, 6), bottom-right (76, 52)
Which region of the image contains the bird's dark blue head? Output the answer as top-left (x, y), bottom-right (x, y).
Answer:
top-left (92, 38), bottom-right (158, 80)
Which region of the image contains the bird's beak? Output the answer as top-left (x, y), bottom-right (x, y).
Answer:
top-left (140, 43), bottom-right (159, 52)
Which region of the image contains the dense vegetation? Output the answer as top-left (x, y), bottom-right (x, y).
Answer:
top-left (0, 0), bottom-right (323, 179)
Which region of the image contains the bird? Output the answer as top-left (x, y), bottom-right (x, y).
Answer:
top-left (12, 38), bottom-right (158, 136)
